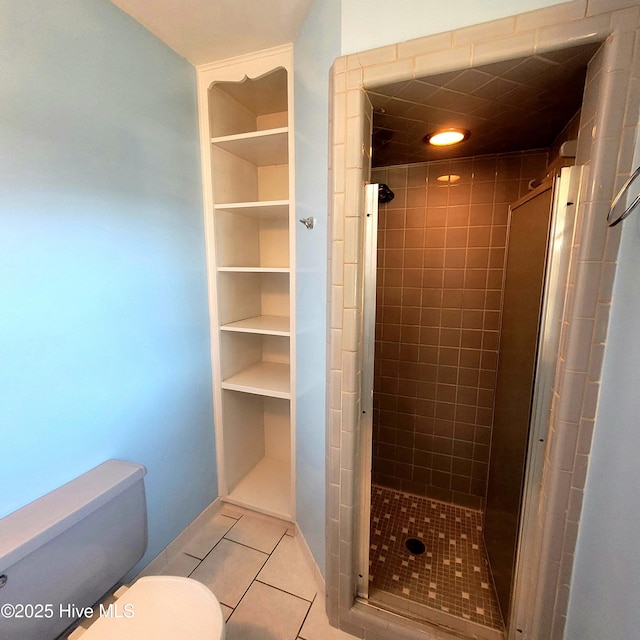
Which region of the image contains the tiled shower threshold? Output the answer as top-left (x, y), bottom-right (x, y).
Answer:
top-left (367, 485), bottom-right (504, 640)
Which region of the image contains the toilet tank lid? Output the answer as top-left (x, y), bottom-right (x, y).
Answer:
top-left (0, 460), bottom-right (146, 571)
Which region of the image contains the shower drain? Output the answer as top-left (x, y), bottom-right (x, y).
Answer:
top-left (405, 537), bottom-right (426, 555)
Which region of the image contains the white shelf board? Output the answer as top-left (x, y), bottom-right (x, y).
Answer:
top-left (217, 267), bottom-right (290, 273)
top-left (221, 361), bottom-right (290, 398)
top-left (226, 457), bottom-right (291, 520)
top-left (211, 128), bottom-right (288, 166)
top-left (220, 315), bottom-right (290, 336)
top-left (214, 200), bottom-right (289, 219)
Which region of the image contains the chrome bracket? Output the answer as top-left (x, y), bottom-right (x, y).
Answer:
top-left (299, 216), bottom-right (316, 230)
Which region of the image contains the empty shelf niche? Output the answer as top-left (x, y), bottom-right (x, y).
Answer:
top-left (218, 271), bottom-right (289, 335)
top-left (222, 389), bottom-right (291, 518)
top-left (208, 68), bottom-right (288, 138)
top-left (220, 332), bottom-right (289, 398)
top-left (215, 204), bottom-right (289, 269)
top-left (209, 68), bottom-right (289, 206)
top-left (211, 141), bottom-right (288, 205)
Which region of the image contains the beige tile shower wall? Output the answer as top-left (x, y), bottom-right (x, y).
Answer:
top-left (327, 3), bottom-right (640, 639)
top-left (326, 59), bottom-right (374, 631)
top-left (370, 152), bottom-right (547, 509)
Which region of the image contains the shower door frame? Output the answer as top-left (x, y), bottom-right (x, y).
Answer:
top-left (356, 183), bottom-right (380, 599)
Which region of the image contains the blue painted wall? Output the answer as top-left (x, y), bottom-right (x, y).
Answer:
top-left (0, 0), bottom-right (217, 569)
top-left (294, 0), bottom-right (341, 576)
top-left (564, 136), bottom-right (640, 639)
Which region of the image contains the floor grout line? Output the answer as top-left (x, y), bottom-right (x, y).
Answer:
top-left (298, 591), bottom-right (318, 638)
top-left (185, 517), bottom-right (239, 569)
top-left (254, 578), bottom-right (316, 604)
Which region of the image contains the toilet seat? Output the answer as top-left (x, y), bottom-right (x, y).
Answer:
top-left (80, 576), bottom-right (225, 639)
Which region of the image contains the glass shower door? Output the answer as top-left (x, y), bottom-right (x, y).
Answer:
top-left (485, 165), bottom-right (583, 625)
top-left (484, 179), bottom-right (555, 621)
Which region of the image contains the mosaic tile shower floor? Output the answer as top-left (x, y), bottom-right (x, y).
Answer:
top-left (368, 485), bottom-right (504, 632)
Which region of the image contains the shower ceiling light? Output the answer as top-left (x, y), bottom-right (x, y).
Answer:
top-left (437, 174), bottom-right (461, 183)
top-left (424, 128), bottom-right (470, 146)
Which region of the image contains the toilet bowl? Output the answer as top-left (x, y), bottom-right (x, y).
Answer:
top-left (80, 576), bottom-right (225, 640)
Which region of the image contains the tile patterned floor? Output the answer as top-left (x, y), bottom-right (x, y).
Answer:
top-left (161, 506), bottom-right (358, 640)
top-left (72, 505), bottom-right (357, 640)
top-left (68, 496), bottom-right (503, 640)
top-left (369, 485), bottom-right (504, 632)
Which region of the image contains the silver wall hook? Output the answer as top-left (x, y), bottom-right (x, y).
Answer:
top-left (299, 216), bottom-right (316, 230)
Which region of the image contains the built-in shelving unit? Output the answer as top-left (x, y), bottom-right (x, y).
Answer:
top-left (197, 47), bottom-right (295, 521)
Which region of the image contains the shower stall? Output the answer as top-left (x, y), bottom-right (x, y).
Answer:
top-left (357, 157), bottom-right (584, 638)
top-left (324, 14), bottom-right (636, 639)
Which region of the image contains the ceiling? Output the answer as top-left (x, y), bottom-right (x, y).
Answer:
top-left (107, 4), bottom-right (599, 165)
top-left (369, 42), bottom-right (601, 167)
top-left (110, 0), bottom-right (315, 66)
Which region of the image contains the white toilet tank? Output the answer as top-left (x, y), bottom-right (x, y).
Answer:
top-left (0, 460), bottom-right (148, 640)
